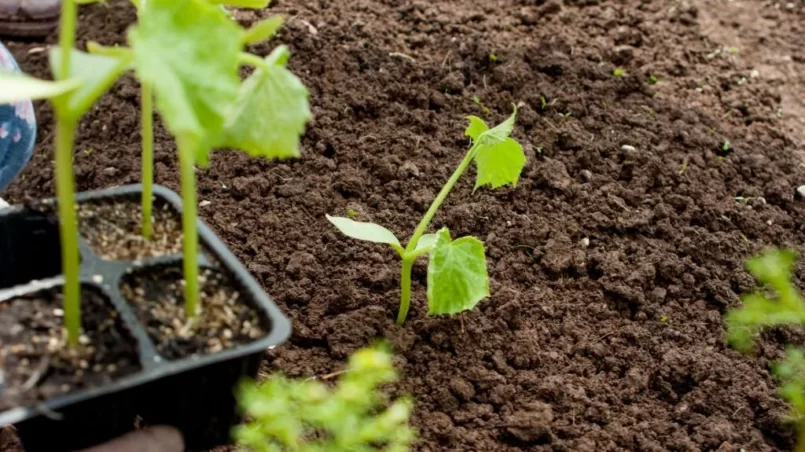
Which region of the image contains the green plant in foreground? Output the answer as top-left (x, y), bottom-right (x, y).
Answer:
top-left (327, 108), bottom-right (524, 324)
top-left (726, 249), bottom-right (805, 451)
top-left (235, 345), bottom-right (415, 452)
top-left (0, 0), bottom-right (309, 343)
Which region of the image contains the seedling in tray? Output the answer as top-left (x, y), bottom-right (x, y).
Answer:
top-left (726, 249), bottom-right (805, 452)
top-left (0, 0), bottom-right (309, 343)
top-left (327, 108), bottom-right (525, 324)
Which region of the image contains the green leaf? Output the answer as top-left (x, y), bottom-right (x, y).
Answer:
top-left (480, 105), bottom-right (517, 145)
top-left (413, 233), bottom-right (439, 253)
top-left (216, 46), bottom-right (310, 161)
top-left (473, 137), bottom-right (525, 190)
top-left (427, 228), bottom-right (490, 316)
top-left (49, 48), bottom-right (131, 116)
top-left (243, 15), bottom-right (284, 45)
top-left (128, 0), bottom-right (242, 158)
top-left (210, 0), bottom-right (269, 7)
top-left (0, 71), bottom-right (80, 103)
top-left (326, 215), bottom-right (402, 251)
top-left (464, 115), bottom-right (488, 141)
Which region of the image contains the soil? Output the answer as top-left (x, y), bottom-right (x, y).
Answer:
top-left (78, 199), bottom-right (184, 261)
top-left (120, 265), bottom-right (266, 360)
top-left (4, 0), bottom-right (805, 450)
top-left (0, 285), bottom-right (141, 412)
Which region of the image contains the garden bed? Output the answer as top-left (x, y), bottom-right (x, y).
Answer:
top-left (5, 0), bottom-right (805, 450)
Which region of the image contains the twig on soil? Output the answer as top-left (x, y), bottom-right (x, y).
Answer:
top-left (389, 52), bottom-right (416, 63)
top-left (306, 369), bottom-right (348, 382)
top-left (541, 117), bottom-right (560, 132)
top-left (441, 51), bottom-right (452, 69)
top-left (20, 356), bottom-right (51, 393)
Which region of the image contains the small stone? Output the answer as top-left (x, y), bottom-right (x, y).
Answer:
top-left (78, 335), bottom-right (90, 345)
top-left (199, 200), bottom-right (211, 207)
top-left (91, 274), bottom-right (103, 284)
top-left (580, 237), bottom-right (590, 247)
top-left (222, 329), bottom-right (233, 340)
top-left (580, 170), bottom-right (592, 182)
top-left (620, 144), bottom-right (636, 154)
top-left (53, 308), bottom-right (64, 317)
top-left (797, 185), bottom-right (805, 198)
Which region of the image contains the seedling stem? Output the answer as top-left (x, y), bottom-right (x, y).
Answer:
top-left (55, 0), bottom-right (80, 346)
top-left (141, 83), bottom-right (154, 239)
top-left (178, 138), bottom-right (200, 317)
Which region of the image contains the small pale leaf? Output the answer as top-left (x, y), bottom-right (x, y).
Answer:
top-left (50, 48), bottom-right (131, 116)
top-left (413, 233), bottom-right (439, 253)
top-left (211, 0), bottom-right (269, 7)
top-left (243, 15), bottom-right (284, 45)
top-left (474, 137), bottom-right (525, 189)
top-left (0, 71), bottom-right (80, 103)
top-left (427, 229), bottom-right (490, 316)
top-left (217, 46), bottom-right (310, 160)
top-left (465, 116), bottom-right (488, 141)
top-left (326, 215), bottom-right (401, 249)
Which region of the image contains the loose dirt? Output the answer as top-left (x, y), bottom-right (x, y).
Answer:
top-left (5, 0), bottom-right (805, 450)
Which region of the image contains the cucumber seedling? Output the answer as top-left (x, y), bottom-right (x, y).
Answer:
top-left (327, 108), bottom-right (525, 324)
top-left (726, 249), bottom-right (805, 451)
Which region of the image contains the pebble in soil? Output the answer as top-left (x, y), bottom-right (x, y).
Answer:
top-left (120, 265), bottom-right (266, 360)
top-left (78, 199), bottom-right (184, 261)
top-left (0, 286), bottom-right (141, 411)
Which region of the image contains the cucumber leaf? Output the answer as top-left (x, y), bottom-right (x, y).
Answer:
top-left (427, 228), bottom-right (489, 316)
top-left (128, 0), bottom-right (242, 159)
top-left (465, 109), bottom-right (525, 190)
top-left (49, 48), bottom-right (131, 117)
top-left (216, 46), bottom-right (310, 161)
top-left (326, 215), bottom-right (403, 253)
top-left (243, 15), bottom-right (284, 45)
top-left (0, 72), bottom-right (79, 103)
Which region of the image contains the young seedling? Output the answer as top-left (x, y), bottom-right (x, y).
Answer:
top-left (327, 108), bottom-right (524, 324)
top-left (234, 345), bottom-right (415, 452)
top-left (0, 0), bottom-right (309, 342)
top-left (726, 249), bottom-right (805, 451)
top-left (613, 68), bottom-right (626, 77)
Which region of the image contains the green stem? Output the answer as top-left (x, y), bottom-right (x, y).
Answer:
top-left (56, 0), bottom-right (79, 346)
top-left (57, 0), bottom-right (76, 83)
top-left (405, 141), bottom-right (480, 253)
top-left (140, 83), bottom-right (154, 239)
top-left (395, 141), bottom-right (480, 324)
top-left (396, 257), bottom-right (414, 325)
top-left (178, 139), bottom-right (200, 318)
top-left (237, 52), bottom-right (269, 71)
top-left (56, 118), bottom-right (81, 345)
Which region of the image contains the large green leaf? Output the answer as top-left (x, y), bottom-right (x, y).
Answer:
top-left (465, 111), bottom-right (525, 190)
top-left (128, 0), bottom-right (242, 157)
top-left (217, 46), bottom-right (310, 160)
top-left (326, 215), bottom-right (403, 253)
top-left (49, 48), bottom-right (131, 117)
top-left (0, 71), bottom-right (80, 103)
top-left (427, 228), bottom-right (489, 316)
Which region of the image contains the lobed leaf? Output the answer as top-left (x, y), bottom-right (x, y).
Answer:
top-left (216, 46), bottom-right (310, 161)
top-left (427, 228), bottom-right (490, 316)
top-left (326, 215), bottom-right (402, 252)
top-left (128, 0), bottom-right (242, 160)
top-left (49, 48), bottom-right (131, 117)
top-left (466, 108), bottom-right (525, 190)
top-left (0, 71), bottom-right (80, 103)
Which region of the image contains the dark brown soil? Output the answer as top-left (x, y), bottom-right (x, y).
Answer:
top-left (5, 0), bottom-right (805, 450)
top-left (0, 286), bottom-right (140, 412)
top-left (120, 265), bottom-right (266, 360)
top-left (78, 199), bottom-right (183, 261)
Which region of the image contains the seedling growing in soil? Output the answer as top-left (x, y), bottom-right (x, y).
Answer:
top-left (0, 0), bottom-right (309, 342)
top-left (327, 108), bottom-right (525, 324)
top-left (234, 345), bottom-right (415, 451)
top-left (613, 68), bottom-right (626, 77)
top-left (726, 249), bottom-right (805, 451)
top-left (648, 75), bottom-right (659, 85)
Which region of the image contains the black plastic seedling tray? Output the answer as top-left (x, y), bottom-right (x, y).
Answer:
top-left (0, 184), bottom-right (291, 452)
